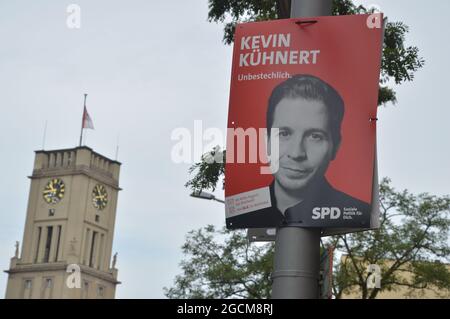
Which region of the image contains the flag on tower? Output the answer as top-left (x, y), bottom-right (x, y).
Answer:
top-left (79, 93), bottom-right (94, 146)
top-left (82, 106), bottom-right (94, 129)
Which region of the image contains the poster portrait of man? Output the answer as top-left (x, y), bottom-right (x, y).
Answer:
top-left (224, 15), bottom-right (383, 231)
top-left (227, 74), bottom-right (371, 229)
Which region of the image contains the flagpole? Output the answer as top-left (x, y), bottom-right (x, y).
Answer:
top-left (79, 93), bottom-right (87, 147)
top-left (42, 120), bottom-right (48, 150)
top-left (115, 133), bottom-right (120, 161)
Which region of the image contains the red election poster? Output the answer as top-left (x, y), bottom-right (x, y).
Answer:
top-left (225, 14), bottom-right (383, 231)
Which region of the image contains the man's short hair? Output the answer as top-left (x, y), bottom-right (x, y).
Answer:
top-left (266, 74), bottom-right (345, 156)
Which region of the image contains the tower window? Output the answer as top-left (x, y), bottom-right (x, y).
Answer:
top-left (83, 229), bottom-right (91, 265)
top-left (97, 285), bottom-right (105, 297)
top-left (49, 209), bottom-right (55, 217)
top-left (43, 226), bottom-right (53, 263)
top-left (45, 278), bottom-right (53, 289)
top-left (22, 279), bottom-right (33, 299)
top-left (24, 279), bottom-right (32, 289)
top-left (41, 277), bottom-right (53, 299)
top-left (95, 215), bottom-right (100, 222)
top-left (54, 225), bottom-right (62, 262)
top-left (34, 227), bottom-right (42, 263)
top-left (89, 231), bottom-right (98, 267)
top-left (82, 281), bottom-right (90, 299)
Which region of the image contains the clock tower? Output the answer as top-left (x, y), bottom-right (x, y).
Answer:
top-left (4, 146), bottom-right (121, 299)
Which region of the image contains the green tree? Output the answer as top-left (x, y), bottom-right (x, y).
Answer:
top-left (207, 0), bottom-right (424, 105)
top-left (164, 225), bottom-right (273, 298)
top-left (166, 178), bottom-right (450, 298)
top-left (332, 178), bottom-right (450, 298)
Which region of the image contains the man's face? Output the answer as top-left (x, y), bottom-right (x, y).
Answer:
top-left (268, 97), bottom-right (336, 193)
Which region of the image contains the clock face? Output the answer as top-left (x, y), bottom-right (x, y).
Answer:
top-left (92, 184), bottom-right (108, 210)
top-left (43, 178), bottom-right (65, 204)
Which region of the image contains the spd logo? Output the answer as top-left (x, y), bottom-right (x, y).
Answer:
top-left (312, 207), bottom-right (341, 220)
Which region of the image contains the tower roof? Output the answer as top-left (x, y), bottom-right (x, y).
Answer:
top-left (35, 146), bottom-right (121, 165)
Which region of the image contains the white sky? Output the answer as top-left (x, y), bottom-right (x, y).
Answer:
top-left (0, 0), bottom-right (449, 298)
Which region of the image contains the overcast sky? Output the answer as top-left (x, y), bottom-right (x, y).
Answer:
top-left (1, 0), bottom-right (449, 298)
